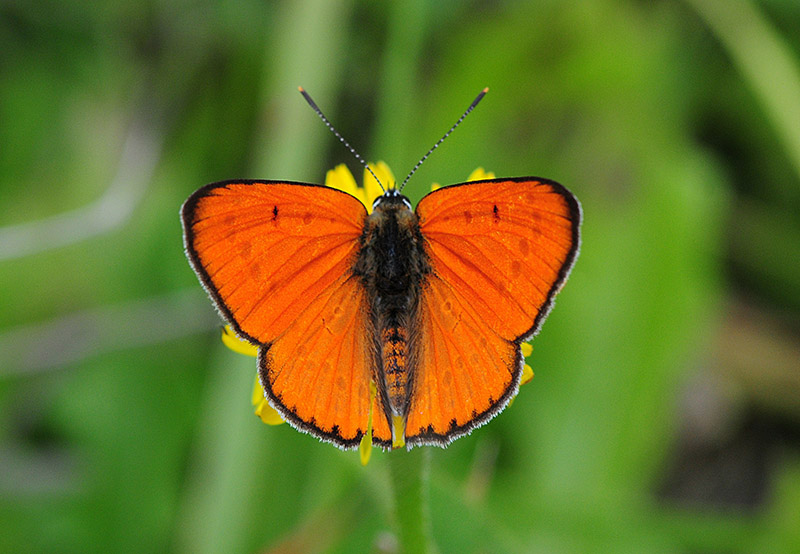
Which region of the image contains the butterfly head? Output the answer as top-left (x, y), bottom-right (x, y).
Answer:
top-left (373, 188), bottom-right (412, 212)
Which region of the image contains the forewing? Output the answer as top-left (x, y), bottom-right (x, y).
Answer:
top-left (182, 180), bottom-right (366, 344)
top-left (416, 177), bottom-right (581, 342)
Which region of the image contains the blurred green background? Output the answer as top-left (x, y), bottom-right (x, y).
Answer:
top-left (2, 0), bottom-right (799, 552)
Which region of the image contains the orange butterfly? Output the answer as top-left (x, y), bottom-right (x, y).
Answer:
top-left (182, 89), bottom-right (581, 450)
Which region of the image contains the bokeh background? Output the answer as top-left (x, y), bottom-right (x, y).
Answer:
top-left (2, 0), bottom-right (799, 552)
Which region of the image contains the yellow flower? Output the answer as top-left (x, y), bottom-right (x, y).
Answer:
top-left (520, 342), bottom-right (534, 386)
top-left (431, 166), bottom-right (495, 191)
top-left (325, 161), bottom-right (394, 213)
top-left (221, 324), bottom-right (258, 357)
top-left (222, 164), bottom-right (534, 462)
top-left (221, 326), bottom-right (284, 425)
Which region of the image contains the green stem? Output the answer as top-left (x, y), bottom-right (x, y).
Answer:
top-left (388, 447), bottom-right (435, 554)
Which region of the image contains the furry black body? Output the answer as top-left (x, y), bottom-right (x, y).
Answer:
top-left (353, 191), bottom-right (431, 432)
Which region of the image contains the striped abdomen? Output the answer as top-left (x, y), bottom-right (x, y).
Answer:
top-left (382, 324), bottom-right (409, 414)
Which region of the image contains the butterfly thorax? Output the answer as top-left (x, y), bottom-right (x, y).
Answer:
top-left (355, 192), bottom-right (430, 433)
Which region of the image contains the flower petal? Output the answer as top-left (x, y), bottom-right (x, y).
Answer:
top-left (252, 376), bottom-right (285, 425)
top-left (222, 325), bottom-right (258, 357)
top-left (256, 399), bottom-right (286, 425)
top-left (520, 364), bottom-right (534, 386)
top-left (431, 168), bottom-right (494, 192)
top-left (252, 374), bottom-right (264, 406)
top-left (392, 415), bottom-right (406, 449)
top-left (325, 163), bottom-right (357, 193)
top-left (364, 161), bottom-right (394, 206)
top-left (467, 167), bottom-right (495, 181)
top-left (359, 381), bottom-right (378, 466)
top-left (326, 164), bottom-right (367, 208)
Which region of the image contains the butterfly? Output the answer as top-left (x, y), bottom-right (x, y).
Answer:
top-left (181, 88), bottom-right (581, 450)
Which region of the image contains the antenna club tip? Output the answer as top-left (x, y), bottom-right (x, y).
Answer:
top-left (298, 86), bottom-right (305, 92)
top-left (482, 87), bottom-right (489, 93)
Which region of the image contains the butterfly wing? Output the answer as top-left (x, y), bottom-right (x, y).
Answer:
top-left (406, 177), bottom-right (581, 445)
top-left (258, 271), bottom-right (392, 447)
top-left (182, 181), bottom-right (391, 448)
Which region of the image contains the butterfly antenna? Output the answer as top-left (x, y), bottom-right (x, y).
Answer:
top-left (298, 87), bottom-right (385, 192)
top-left (398, 87), bottom-right (488, 192)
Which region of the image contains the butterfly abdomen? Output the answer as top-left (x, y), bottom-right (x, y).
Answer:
top-left (381, 324), bottom-right (409, 409)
